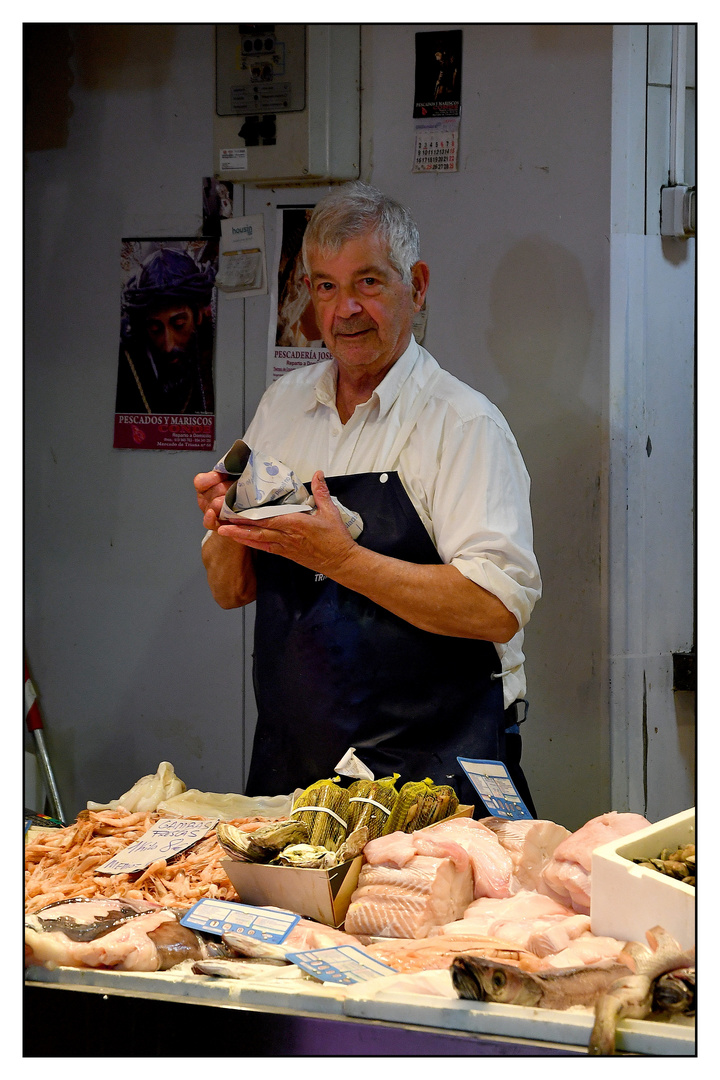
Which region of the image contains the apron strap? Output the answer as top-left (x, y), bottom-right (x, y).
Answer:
top-left (382, 368), bottom-right (443, 470)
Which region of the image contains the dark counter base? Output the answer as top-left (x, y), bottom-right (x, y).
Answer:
top-left (24, 984), bottom-right (580, 1057)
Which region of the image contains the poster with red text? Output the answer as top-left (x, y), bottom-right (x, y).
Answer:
top-left (114, 238), bottom-right (218, 450)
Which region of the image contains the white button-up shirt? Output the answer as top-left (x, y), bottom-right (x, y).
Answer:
top-left (243, 336), bottom-right (541, 707)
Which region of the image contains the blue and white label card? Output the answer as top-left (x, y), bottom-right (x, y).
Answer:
top-left (96, 817), bottom-right (220, 874)
top-left (285, 945), bottom-right (397, 985)
top-left (180, 898), bottom-right (300, 941)
top-left (457, 757), bottom-right (533, 819)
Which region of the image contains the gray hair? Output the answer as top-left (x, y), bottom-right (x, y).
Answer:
top-left (301, 181), bottom-right (421, 284)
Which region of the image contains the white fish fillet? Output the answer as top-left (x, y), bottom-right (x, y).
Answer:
top-left (540, 933), bottom-right (628, 969)
top-left (541, 859), bottom-right (592, 913)
top-left (362, 831), bottom-right (417, 868)
top-left (549, 812), bottom-right (652, 873)
top-left (479, 817), bottom-right (571, 896)
top-left (463, 890), bottom-right (574, 920)
top-left (528, 914), bottom-right (593, 957)
top-left (415, 818), bottom-right (514, 899)
top-left (344, 854), bottom-right (473, 939)
top-left (430, 892), bottom-right (586, 957)
top-left (538, 812), bottom-right (649, 914)
top-left (537, 812), bottom-right (651, 913)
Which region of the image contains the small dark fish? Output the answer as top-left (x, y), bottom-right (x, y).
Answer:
top-left (451, 955), bottom-right (631, 1010)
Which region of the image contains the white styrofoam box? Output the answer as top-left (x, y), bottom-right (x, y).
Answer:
top-left (590, 808), bottom-right (695, 950)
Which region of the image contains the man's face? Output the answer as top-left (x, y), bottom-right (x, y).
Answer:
top-left (145, 304), bottom-right (199, 360)
top-left (304, 232), bottom-right (428, 379)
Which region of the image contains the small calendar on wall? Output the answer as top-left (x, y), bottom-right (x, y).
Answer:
top-left (413, 120), bottom-right (458, 173)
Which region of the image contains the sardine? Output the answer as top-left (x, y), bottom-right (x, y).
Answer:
top-left (588, 926), bottom-right (696, 1056)
top-left (451, 955), bottom-right (632, 1010)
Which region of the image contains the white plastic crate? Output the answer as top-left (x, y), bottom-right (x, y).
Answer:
top-left (590, 807), bottom-right (695, 949)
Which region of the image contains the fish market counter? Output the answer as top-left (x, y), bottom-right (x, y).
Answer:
top-left (24, 964), bottom-right (695, 1057)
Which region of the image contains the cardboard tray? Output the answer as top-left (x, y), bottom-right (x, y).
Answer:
top-left (221, 804), bottom-right (474, 928)
top-left (590, 807), bottom-right (695, 949)
top-left (221, 855), bottom-right (363, 928)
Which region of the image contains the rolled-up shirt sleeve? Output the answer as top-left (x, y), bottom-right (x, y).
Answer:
top-left (428, 408), bottom-right (542, 630)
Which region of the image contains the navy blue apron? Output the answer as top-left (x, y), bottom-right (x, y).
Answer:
top-left (244, 469), bottom-right (535, 815)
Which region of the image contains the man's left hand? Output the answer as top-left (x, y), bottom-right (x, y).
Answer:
top-left (216, 470), bottom-right (358, 577)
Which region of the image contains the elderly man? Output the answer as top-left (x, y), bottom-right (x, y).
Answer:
top-left (195, 182), bottom-right (541, 812)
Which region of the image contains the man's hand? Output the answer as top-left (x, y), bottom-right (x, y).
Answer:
top-left (194, 470), bottom-right (233, 531)
top-left (201, 468), bottom-right (518, 641)
top-left (215, 470), bottom-right (358, 577)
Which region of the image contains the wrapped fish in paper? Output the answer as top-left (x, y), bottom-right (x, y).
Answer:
top-left (214, 439), bottom-right (364, 538)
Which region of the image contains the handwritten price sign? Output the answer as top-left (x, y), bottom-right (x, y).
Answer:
top-left (96, 818), bottom-right (219, 874)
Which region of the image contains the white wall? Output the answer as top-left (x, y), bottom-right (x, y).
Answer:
top-left (608, 26), bottom-right (695, 820)
top-left (24, 24), bottom-right (694, 830)
top-left (24, 26), bottom-right (249, 813)
top-left (357, 24), bottom-right (614, 828)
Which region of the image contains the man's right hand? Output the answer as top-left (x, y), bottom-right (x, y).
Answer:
top-left (195, 470), bottom-right (257, 608)
top-left (194, 470), bottom-right (232, 531)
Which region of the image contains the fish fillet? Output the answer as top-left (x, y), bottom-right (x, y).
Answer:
top-left (479, 817), bottom-right (571, 896)
top-left (344, 854), bottom-right (473, 939)
top-left (550, 812), bottom-right (651, 873)
top-left (415, 818), bottom-right (514, 899)
top-left (539, 812), bottom-right (651, 914)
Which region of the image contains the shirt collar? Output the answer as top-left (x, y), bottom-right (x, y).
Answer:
top-left (312, 336), bottom-right (420, 418)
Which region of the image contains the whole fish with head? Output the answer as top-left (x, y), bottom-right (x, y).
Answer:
top-left (451, 954), bottom-right (632, 1011)
top-left (588, 925), bottom-right (695, 1055)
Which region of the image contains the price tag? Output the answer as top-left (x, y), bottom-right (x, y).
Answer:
top-left (457, 758), bottom-right (534, 819)
top-left (96, 818), bottom-right (219, 874)
top-left (181, 899), bottom-right (300, 941)
top-left (285, 946), bottom-right (397, 985)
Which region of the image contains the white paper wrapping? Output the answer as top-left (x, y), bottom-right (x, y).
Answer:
top-left (215, 440), bottom-right (364, 539)
top-left (334, 747), bottom-right (375, 781)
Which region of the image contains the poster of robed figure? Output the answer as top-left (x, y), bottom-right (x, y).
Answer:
top-left (114, 238), bottom-right (218, 450)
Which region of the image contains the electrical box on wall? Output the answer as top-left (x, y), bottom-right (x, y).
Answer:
top-left (214, 24), bottom-right (360, 187)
